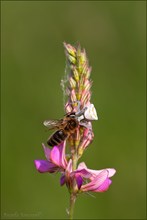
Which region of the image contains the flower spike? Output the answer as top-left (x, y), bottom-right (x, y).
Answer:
top-left (34, 43), bottom-right (116, 219)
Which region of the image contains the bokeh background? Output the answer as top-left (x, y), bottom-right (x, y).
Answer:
top-left (1, 1), bottom-right (146, 219)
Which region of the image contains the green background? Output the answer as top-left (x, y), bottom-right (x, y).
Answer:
top-left (1, 1), bottom-right (146, 219)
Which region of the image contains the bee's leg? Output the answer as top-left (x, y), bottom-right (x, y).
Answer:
top-left (72, 100), bottom-right (88, 118)
top-left (75, 107), bottom-right (87, 117)
top-left (65, 100), bottom-right (87, 120)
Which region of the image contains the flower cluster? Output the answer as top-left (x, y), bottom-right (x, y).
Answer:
top-left (34, 43), bottom-right (116, 218)
top-left (35, 142), bottom-right (115, 193)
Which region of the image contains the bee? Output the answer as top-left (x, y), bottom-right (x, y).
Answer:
top-left (43, 103), bottom-right (98, 147)
top-left (43, 112), bottom-right (79, 146)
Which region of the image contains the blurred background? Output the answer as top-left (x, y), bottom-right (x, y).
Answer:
top-left (1, 1), bottom-right (146, 219)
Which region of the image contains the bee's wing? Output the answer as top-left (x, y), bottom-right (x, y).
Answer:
top-left (43, 119), bottom-right (63, 130)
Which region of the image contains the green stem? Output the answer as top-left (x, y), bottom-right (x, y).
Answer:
top-left (72, 153), bottom-right (77, 171)
top-left (69, 148), bottom-right (78, 219)
top-left (69, 193), bottom-right (77, 220)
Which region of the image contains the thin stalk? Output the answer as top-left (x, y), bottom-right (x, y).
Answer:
top-left (69, 193), bottom-right (77, 220)
top-left (72, 152), bottom-right (77, 171)
top-left (69, 148), bottom-right (78, 219)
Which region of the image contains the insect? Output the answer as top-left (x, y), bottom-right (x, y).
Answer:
top-left (43, 103), bottom-right (98, 147)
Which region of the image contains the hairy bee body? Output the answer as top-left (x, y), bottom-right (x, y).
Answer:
top-left (43, 103), bottom-right (98, 147)
top-left (46, 117), bottom-right (78, 146)
top-left (47, 129), bottom-right (68, 146)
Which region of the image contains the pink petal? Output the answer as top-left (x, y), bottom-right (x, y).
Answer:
top-left (107, 169), bottom-right (116, 177)
top-left (81, 170), bottom-right (108, 192)
top-left (95, 178), bottom-right (112, 192)
top-left (34, 160), bottom-right (57, 173)
top-left (42, 143), bottom-right (51, 160)
top-left (50, 142), bottom-right (67, 168)
top-left (78, 163), bottom-right (105, 178)
top-left (73, 168), bottom-right (92, 179)
top-left (78, 162), bottom-right (87, 170)
top-left (84, 167), bottom-right (116, 180)
top-left (77, 163), bottom-right (109, 179)
top-left (50, 146), bottom-right (60, 166)
top-left (66, 159), bottom-right (72, 173)
top-left (60, 142), bottom-right (67, 168)
top-left (85, 168), bottom-right (105, 177)
top-left (76, 162), bottom-right (93, 178)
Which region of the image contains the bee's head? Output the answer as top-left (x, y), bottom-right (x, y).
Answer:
top-left (66, 112), bottom-right (76, 118)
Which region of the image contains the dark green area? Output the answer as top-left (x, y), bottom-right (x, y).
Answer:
top-left (1, 1), bottom-right (146, 219)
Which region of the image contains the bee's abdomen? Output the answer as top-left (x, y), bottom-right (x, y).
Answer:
top-left (47, 130), bottom-right (68, 146)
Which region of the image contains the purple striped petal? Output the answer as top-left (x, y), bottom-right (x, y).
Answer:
top-left (83, 167), bottom-right (116, 180)
top-left (81, 170), bottom-right (108, 192)
top-left (95, 178), bottom-right (112, 192)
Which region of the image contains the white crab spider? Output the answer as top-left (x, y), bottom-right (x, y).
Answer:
top-left (71, 101), bottom-right (98, 122)
top-left (76, 103), bottom-right (98, 121)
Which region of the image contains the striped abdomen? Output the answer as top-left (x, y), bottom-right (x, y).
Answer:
top-left (47, 129), bottom-right (68, 146)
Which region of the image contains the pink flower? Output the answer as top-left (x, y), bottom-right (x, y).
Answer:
top-left (34, 142), bottom-right (67, 173)
top-left (73, 162), bottom-right (116, 192)
top-left (35, 43), bottom-right (116, 218)
top-left (35, 143), bottom-right (116, 193)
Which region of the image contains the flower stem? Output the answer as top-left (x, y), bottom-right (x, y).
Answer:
top-left (69, 147), bottom-right (78, 219)
top-left (72, 152), bottom-right (77, 171)
top-left (69, 193), bottom-right (77, 220)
